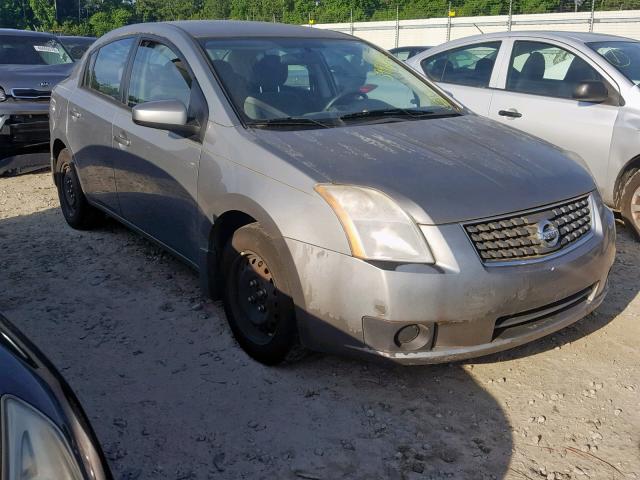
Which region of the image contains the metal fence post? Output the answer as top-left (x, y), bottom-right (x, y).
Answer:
top-left (350, 8), bottom-right (354, 35)
top-left (589, 0), bottom-right (596, 32)
top-left (507, 0), bottom-right (513, 31)
top-left (395, 5), bottom-right (400, 48)
top-left (447, 2), bottom-right (452, 42)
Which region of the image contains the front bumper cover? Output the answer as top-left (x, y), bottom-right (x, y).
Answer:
top-left (285, 199), bottom-right (616, 365)
top-left (0, 101), bottom-right (50, 175)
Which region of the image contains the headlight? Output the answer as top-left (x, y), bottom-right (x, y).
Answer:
top-left (315, 184), bottom-right (434, 263)
top-left (0, 87), bottom-right (6, 102)
top-left (2, 396), bottom-right (84, 480)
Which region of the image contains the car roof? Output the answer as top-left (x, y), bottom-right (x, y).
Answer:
top-left (0, 28), bottom-right (57, 39)
top-left (439, 30), bottom-right (636, 45)
top-left (58, 35), bottom-right (96, 41)
top-left (107, 20), bottom-right (352, 40)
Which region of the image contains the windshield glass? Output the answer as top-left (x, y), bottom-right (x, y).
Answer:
top-left (0, 35), bottom-right (73, 65)
top-left (200, 37), bottom-right (458, 127)
top-left (588, 41), bottom-right (640, 85)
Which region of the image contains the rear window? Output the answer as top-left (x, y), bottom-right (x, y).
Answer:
top-left (0, 35), bottom-right (72, 65)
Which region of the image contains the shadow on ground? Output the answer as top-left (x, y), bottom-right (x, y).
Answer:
top-left (1, 207), bottom-right (636, 479)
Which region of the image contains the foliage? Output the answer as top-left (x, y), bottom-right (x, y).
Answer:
top-left (0, 0), bottom-right (619, 37)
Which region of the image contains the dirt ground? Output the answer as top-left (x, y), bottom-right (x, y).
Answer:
top-left (0, 171), bottom-right (638, 480)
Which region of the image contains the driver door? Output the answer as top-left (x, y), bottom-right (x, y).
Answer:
top-left (112, 38), bottom-right (207, 264)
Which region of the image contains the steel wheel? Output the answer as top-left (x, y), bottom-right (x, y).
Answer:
top-left (61, 164), bottom-right (78, 217)
top-left (231, 250), bottom-right (283, 346)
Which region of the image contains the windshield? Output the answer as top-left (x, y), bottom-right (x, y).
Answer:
top-left (200, 37), bottom-right (458, 127)
top-left (588, 41), bottom-right (640, 85)
top-left (0, 35), bottom-right (73, 65)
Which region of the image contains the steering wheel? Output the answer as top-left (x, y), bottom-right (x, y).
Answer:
top-left (323, 90), bottom-right (368, 111)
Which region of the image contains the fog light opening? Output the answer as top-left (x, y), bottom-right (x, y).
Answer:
top-left (394, 324), bottom-right (433, 351)
top-left (396, 324), bottom-right (420, 345)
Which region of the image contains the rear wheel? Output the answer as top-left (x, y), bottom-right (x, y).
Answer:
top-left (221, 223), bottom-right (301, 365)
top-left (621, 169), bottom-right (640, 240)
top-left (55, 148), bottom-right (100, 230)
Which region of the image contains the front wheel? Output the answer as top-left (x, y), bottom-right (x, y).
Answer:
top-left (55, 148), bottom-right (100, 230)
top-left (221, 223), bottom-right (302, 365)
top-left (620, 169), bottom-right (640, 240)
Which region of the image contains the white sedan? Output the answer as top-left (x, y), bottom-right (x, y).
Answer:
top-left (408, 31), bottom-right (640, 238)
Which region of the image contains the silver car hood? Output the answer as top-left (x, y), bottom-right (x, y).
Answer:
top-left (251, 114), bottom-right (595, 225)
top-left (0, 63), bottom-right (74, 93)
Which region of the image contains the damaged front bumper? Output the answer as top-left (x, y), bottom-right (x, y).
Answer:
top-left (0, 100), bottom-right (51, 176)
top-left (285, 197), bottom-right (617, 365)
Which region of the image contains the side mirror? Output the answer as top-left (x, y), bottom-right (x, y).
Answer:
top-left (572, 81), bottom-right (609, 103)
top-left (132, 100), bottom-right (197, 134)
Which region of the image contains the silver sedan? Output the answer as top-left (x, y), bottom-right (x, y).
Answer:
top-left (50, 21), bottom-right (615, 365)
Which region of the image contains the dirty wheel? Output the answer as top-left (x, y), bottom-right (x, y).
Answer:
top-left (620, 169), bottom-right (640, 240)
top-left (55, 148), bottom-right (100, 230)
top-left (221, 223), bottom-right (301, 365)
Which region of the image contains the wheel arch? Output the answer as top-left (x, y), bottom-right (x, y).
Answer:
top-left (200, 195), bottom-right (303, 312)
top-left (51, 139), bottom-right (67, 186)
top-left (613, 154), bottom-right (640, 209)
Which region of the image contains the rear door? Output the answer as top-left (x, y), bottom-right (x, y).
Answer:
top-left (111, 38), bottom-right (207, 264)
top-left (488, 39), bottom-right (620, 193)
top-left (418, 41), bottom-right (503, 114)
top-left (67, 37), bottom-right (135, 212)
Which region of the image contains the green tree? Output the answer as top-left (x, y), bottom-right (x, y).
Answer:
top-left (29, 0), bottom-right (57, 30)
top-left (0, 0), bottom-right (30, 29)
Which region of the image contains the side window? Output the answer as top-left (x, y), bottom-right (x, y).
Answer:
top-left (284, 64), bottom-right (310, 90)
top-left (506, 41), bottom-right (604, 99)
top-left (82, 50), bottom-right (97, 87)
top-left (127, 40), bottom-right (192, 109)
top-left (421, 42), bottom-right (501, 87)
top-left (88, 38), bottom-right (134, 101)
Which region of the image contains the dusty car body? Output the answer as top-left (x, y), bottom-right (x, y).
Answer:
top-left (0, 313), bottom-right (112, 479)
top-left (50, 21), bottom-right (616, 365)
top-left (0, 29), bottom-right (74, 176)
top-left (408, 31), bottom-right (640, 238)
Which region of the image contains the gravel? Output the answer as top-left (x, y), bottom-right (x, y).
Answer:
top-left (1, 172), bottom-right (638, 480)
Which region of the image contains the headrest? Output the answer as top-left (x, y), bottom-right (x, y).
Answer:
top-left (251, 55), bottom-right (288, 92)
top-left (520, 51), bottom-right (545, 80)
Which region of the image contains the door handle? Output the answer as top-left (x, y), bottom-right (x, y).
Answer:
top-left (498, 109), bottom-right (522, 118)
top-left (70, 109), bottom-right (82, 120)
top-left (114, 134), bottom-right (131, 147)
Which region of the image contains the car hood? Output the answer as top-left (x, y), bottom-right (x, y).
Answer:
top-left (0, 63), bottom-right (74, 93)
top-left (250, 114), bottom-right (595, 224)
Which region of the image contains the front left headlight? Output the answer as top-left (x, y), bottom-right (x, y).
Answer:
top-left (2, 396), bottom-right (84, 480)
top-left (315, 184), bottom-right (434, 263)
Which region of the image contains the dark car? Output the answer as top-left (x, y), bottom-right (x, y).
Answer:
top-left (0, 312), bottom-right (112, 479)
top-left (0, 29), bottom-right (74, 176)
top-left (389, 45), bottom-right (431, 61)
top-left (58, 35), bottom-right (96, 61)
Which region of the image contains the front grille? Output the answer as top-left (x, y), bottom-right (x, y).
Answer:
top-left (464, 195), bottom-right (593, 263)
top-left (10, 89), bottom-right (51, 100)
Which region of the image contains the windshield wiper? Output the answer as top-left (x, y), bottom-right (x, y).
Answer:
top-left (249, 117), bottom-right (333, 129)
top-left (339, 108), bottom-right (460, 122)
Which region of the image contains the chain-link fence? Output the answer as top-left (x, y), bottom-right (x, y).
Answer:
top-left (298, 1), bottom-right (640, 49)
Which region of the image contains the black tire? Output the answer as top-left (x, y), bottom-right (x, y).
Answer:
top-left (221, 223), bottom-right (302, 365)
top-left (55, 148), bottom-right (100, 230)
top-left (620, 168), bottom-right (640, 240)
